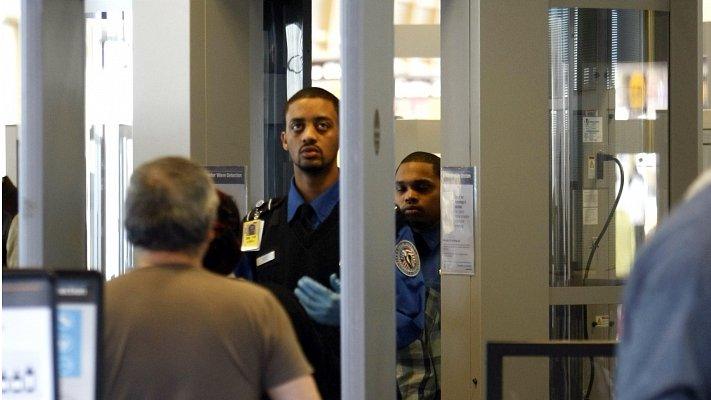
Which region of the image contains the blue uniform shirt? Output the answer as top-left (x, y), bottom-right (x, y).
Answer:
top-left (233, 179), bottom-right (340, 279)
top-left (235, 179), bottom-right (425, 350)
top-left (413, 225), bottom-right (441, 293)
top-left (286, 179), bottom-right (340, 227)
top-left (616, 182), bottom-right (711, 400)
top-left (395, 223), bottom-right (426, 349)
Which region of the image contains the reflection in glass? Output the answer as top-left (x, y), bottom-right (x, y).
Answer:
top-left (85, 10), bottom-right (133, 279)
top-left (549, 8), bottom-right (669, 286)
top-left (263, 0), bottom-right (311, 198)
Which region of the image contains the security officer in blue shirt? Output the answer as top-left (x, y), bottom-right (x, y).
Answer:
top-left (394, 214), bottom-right (427, 350)
top-left (394, 152), bottom-right (442, 400)
top-left (293, 152), bottom-right (440, 400)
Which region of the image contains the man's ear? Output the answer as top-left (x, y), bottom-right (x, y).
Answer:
top-left (281, 131), bottom-right (288, 151)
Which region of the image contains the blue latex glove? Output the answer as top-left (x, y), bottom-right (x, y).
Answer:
top-left (294, 274), bottom-right (341, 326)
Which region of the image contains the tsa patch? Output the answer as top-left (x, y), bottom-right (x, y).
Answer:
top-left (395, 240), bottom-right (421, 277)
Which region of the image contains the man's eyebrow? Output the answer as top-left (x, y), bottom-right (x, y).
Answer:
top-left (313, 116), bottom-right (335, 122)
top-left (288, 117), bottom-right (305, 123)
top-left (395, 178), bottom-right (433, 185)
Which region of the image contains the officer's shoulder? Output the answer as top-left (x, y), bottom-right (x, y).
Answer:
top-left (244, 197), bottom-right (285, 221)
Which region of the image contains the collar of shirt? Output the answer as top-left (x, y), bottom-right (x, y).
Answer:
top-left (287, 178), bottom-right (340, 226)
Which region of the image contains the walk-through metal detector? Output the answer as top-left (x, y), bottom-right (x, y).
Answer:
top-left (440, 0), bottom-right (700, 399)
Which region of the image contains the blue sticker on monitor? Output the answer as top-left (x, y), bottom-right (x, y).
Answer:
top-left (57, 309), bottom-right (82, 377)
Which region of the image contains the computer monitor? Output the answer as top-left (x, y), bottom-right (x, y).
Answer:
top-left (54, 271), bottom-right (102, 400)
top-left (2, 270), bottom-right (58, 400)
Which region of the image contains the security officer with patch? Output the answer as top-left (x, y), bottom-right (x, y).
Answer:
top-left (395, 152), bottom-right (442, 400)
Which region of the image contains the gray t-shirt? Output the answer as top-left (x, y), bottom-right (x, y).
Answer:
top-left (103, 264), bottom-right (312, 399)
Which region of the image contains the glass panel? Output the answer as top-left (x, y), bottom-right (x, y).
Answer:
top-left (85, 10), bottom-right (133, 279)
top-left (549, 303), bottom-right (619, 398)
top-left (263, 0), bottom-right (311, 199)
top-left (702, 20), bottom-right (711, 171)
top-left (549, 8), bottom-right (669, 287)
top-left (394, 58), bottom-right (441, 120)
top-left (311, 1), bottom-right (442, 121)
top-left (393, 0), bottom-right (440, 24)
top-left (549, 7), bottom-right (667, 398)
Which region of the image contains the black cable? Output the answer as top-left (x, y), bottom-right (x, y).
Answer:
top-left (583, 156), bottom-right (624, 281)
top-left (582, 155), bottom-right (624, 399)
top-left (583, 305), bottom-right (594, 400)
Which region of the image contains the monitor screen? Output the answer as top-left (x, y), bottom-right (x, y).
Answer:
top-left (2, 271), bottom-right (57, 400)
top-left (55, 272), bottom-right (102, 400)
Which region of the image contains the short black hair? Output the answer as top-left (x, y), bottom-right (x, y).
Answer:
top-left (203, 190), bottom-right (242, 275)
top-left (397, 151), bottom-right (441, 178)
top-left (285, 87), bottom-right (339, 117)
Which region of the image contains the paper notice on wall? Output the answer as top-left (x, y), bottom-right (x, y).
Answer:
top-left (583, 207), bottom-right (598, 225)
top-left (440, 167), bottom-right (477, 275)
top-left (583, 116), bottom-right (603, 143)
top-left (205, 166), bottom-right (249, 218)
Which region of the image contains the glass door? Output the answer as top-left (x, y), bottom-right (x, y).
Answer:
top-left (549, 6), bottom-right (669, 399)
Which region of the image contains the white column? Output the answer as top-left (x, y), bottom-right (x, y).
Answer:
top-left (132, 0), bottom-right (191, 168)
top-left (442, 0), bottom-right (550, 397)
top-left (340, 0), bottom-right (395, 398)
top-left (20, 0), bottom-right (86, 269)
top-left (441, 0), bottom-right (475, 396)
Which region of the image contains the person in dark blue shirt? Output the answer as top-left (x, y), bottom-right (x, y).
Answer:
top-left (285, 151), bottom-right (442, 399)
top-left (394, 152), bottom-right (442, 400)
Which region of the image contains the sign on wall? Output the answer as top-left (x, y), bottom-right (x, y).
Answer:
top-left (440, 166), bottom-right (477, 275)
top-left (204, 166), bottom-right (249, 218)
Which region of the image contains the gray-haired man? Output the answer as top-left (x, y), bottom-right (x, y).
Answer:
top-left (102, 156), bottom-right (320, 400)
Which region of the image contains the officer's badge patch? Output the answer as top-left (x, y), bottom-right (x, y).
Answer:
top-left (395, 240), bottom-right (420, 277)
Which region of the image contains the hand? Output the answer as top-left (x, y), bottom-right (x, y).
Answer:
top-left (294, 274), bottom-right (341, 326)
